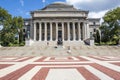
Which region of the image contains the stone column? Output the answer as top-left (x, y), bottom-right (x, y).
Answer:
top-left (44, 22), bottom-right (47, 41)
top-left (87, 23), bottom-right (90, 38)
top-left (83, 22), bottom-right (86, 40)
top-left (62, 22), bottom-right (64, 41)
top-left (56, 22), bottom-right (58, 41)
top-left (34, 23), bottom-right (36, 41)
top-left (73, 22), bottom-right (76, 41)
top-left (67, 22), bottom-right (70, 41)
top-left (78, 22), bottom-right (81, 41)
top-left (39, 22), bottom-right (41, 41)
top-left (30, 21), bottom-right (33, 40)
top-left (86, 23), bottom-right (88, 39)
top-left (50, 22), bottom-right (52, 41)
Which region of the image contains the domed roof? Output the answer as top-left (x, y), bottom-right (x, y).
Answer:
top-left (51, 1), bottom-right (70, 6)
top-left (41, 1), bottom-right (77, 11)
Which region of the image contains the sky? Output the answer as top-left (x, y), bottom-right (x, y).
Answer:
top-left (0, 0), bottom-right (120, 19)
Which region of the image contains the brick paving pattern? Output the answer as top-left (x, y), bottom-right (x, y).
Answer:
top-left (0, 56), bottom-right (120, 80)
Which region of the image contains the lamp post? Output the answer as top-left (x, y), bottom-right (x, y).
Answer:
top-left (0, 28), bottom-right (1, 47)
top-left (17, 29), bottom-right (20, 46)
top-left (27, 31), bottom-right (30, 40)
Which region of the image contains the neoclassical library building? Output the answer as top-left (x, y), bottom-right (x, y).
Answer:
top-left (24, 2), bottom-right (100, 46)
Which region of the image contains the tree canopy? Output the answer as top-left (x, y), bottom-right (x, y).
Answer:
top-left (100, 7), bottom-right (120, 45)
top-left (0, 7), bottom-right (24, 46)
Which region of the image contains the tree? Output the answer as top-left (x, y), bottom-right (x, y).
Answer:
top-left (12, 17), bottom-right (24, 44)
top-left (0, 7), bottom-right (12, 46)
top-left (0, 7), bottom-right (24, 46)
top-left (100, 7), bottom-right (120, 45)
top-left (0, 7), bottom-right (11, 25)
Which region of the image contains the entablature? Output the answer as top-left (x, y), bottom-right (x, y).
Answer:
top-left (31, 11), bottom-right (88, 18)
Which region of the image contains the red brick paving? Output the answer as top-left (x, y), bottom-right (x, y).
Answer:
top-left (77, 67), bottom-right (100, 80)
top-left (0, 65), bottom-right (35, 80)
top-left (0, 64), bottom-right (13, 69)
top-left (0, 56), bottom-right (120, 80)
top-left (90, 63), bottom-right (120, 80)
top-left (32, 68), bottom-right (49, 80)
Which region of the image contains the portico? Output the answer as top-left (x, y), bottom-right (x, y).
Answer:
top-left (33, 21), bottom-right (88, 41)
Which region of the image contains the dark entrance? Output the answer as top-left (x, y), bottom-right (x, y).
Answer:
top-left (57, 30), bottom-right (63, 45)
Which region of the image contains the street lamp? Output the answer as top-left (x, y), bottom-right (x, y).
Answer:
top-left (17, 29), bottom-right (20, 45)
top-left (27, 31), bottom-right (30, 40)
top-left (0, 28), bottom-right (1, 47)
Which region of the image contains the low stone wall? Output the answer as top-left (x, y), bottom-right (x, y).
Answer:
top-left (84, 38), bottom-right (94, 46)
top-left (63, 41), bottom-right (84, 46)
top-left (25, 39), bottom-right (34, 46)
top-left (31, 41), bottom-right (85, 46)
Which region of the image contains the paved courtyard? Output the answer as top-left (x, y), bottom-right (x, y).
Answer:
top-left (0, 56), bottom-right (120, 80)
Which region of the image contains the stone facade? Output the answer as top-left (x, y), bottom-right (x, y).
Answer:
top-left (23, 2), bottom-right (100, 46)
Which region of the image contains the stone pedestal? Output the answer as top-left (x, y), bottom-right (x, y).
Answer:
top-left (25, 39), bottom-right (34, 46)
top-left (90, 39), bottom-right (94, 46)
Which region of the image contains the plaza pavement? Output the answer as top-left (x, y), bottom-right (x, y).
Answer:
top-left (0, 45), bottom-right (120, 80)
top-left (0, 56), bottom-right (120, 80)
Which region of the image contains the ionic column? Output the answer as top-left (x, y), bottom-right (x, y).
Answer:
top-left (34, 23), bottom-right (36, 41)
top-left (39, 22), bottom-right (41, 41)
top-left (62, 22), bottom-right (64, 41)
top-left (67, 22), bottom-right (70, 41)
top-left (86, 23), bottom-right (88, 39)
top-left (56, 22), bottom-right (58, 41)
top-left (78, 22), bottom-right (81, 41)
top-left (73, 22), bottom-right (76, 41)
top-left (87, 23), bottom-right (90, 38)
top-left (44, 22), bottom-right (47, 41)
top-left (50, 22), bottom-right (52, 41)
top-left (83, 22), bottom-right (86, 40)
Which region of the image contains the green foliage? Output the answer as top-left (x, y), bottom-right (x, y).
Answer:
top-left (100, 7), bottom-right (120, 45)
top-left (19, 42), bottom-right (25, 46)
top-left (0, 7), bottom-right (12, 25)
top-left (0, 7), bottom-right (24, 46)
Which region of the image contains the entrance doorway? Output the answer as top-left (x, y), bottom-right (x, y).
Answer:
top-left (58, 31), bottom-right (62, 40)
top-left (57, 30), bottom-right (63, 45)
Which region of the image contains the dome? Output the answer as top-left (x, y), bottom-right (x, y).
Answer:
top-left (41, 1), bottom-right (77, 11)
top-left (51, 1), bottom-right (69, 6)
